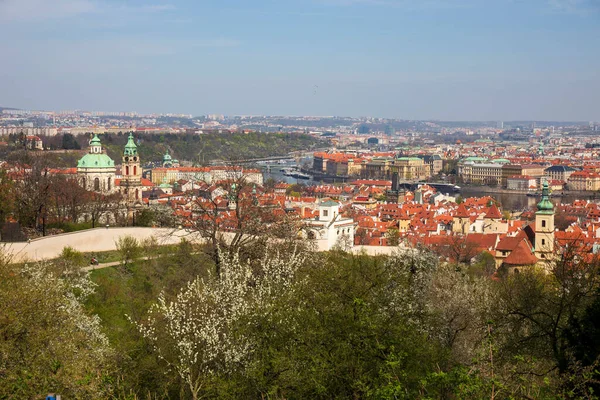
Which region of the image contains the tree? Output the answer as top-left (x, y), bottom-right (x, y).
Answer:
top-left (242, 249), bottom-right (443, 399)
top-left (61, 133), bottom-right (81, 150)
top-left (47, 175), bottom-right (88, 225)
top-left (83, 191), bottom-right (123, 228)
top-left (0, 250), bottom-right (114, 398)
top-left (10, 154), bottom-right (54, 235)
top-left (495, 248), bottom-right (600, 394)
top-left (187, 170), bottom-right (302, 277)
top-left (134, 208), bottom-right (155, 227)
top-left (0, 169), bottom-right (15, 231)
top-left (116, 235), bottom-right (142, 268)
top-left (132, 245), bottom-right (305, 400)
top-left (425, 263), bottom-right (496, 365)
top-left (385, 227), bottom-right (400, 246)
top-left (437, 234), bottom-right (482, 264)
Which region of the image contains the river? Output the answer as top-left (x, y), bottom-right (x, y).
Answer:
top-left (261, 158), bottom-right (600, 212)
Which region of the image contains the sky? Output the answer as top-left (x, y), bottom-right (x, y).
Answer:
top-left (0, 0), bottom-right (598, 120)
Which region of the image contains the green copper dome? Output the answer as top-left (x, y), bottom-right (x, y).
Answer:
top-left (90, 134), bottom-right (102, 145)
top-left (78, 134), bottom-right (115, 168)
top-left (77, 153), bottom-right (115, 168)
top-left (163, 150), bottom-right (172, 162)
top-left (536, 180), bottom-right (554, 214)
top-left (124, 133), bottom-right (138, 156)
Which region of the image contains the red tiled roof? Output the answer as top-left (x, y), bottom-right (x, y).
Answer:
top-left (455, 203), bottom-right (469, 218)
top-left (485, 204), bottom-right (502, 219)
top-left (496, 236), bottom-right (522, 251)
top-left (503, 239), bottom-right (537, 266)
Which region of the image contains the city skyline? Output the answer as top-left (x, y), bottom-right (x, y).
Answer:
top-left (1, 0), bottom-right (599, 121)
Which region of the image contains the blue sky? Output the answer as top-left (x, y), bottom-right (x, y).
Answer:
top-left (0, 0), bottom-right (598, 120)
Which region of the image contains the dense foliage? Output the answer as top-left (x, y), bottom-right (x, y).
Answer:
top-left (92, 131), bottom-right (326, 165)
top-left (1, 242), bottom-right (599, 399)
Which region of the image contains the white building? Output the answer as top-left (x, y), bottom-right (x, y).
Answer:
top-left (305, 200), bottom-right (355, 251)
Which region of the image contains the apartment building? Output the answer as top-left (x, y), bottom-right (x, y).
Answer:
top-left (568, 171), bottom-right (600, 191)
top-left (544, 165), bottom-right (577, 183)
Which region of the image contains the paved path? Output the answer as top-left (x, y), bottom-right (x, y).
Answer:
top-left (83, 260), bottom-right (122, 272)
top-left (82, 255), bottom-right (157, 272)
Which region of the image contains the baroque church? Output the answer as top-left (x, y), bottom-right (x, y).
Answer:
top-left (77, 134), bottom-right (116, 193)
top-left (77, 133), bottom-right (144, 220)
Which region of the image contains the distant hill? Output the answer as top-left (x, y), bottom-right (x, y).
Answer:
top-left (72, 131), bottom-right (329, 166)
top-left (0, 107), bottom-right (19, 112)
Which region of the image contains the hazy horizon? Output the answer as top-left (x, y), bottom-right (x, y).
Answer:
top-left (1, 0), bottom-right (598, 121)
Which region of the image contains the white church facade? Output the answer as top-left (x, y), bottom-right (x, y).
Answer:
top-left (305, 200), bottom-right (356, 251)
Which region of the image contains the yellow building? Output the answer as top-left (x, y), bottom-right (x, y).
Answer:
top-left (390, 157), bottom-right (428, 180)
top-left (568, 171), bottom-right (600, 191)
top-left (151, 167), bottom-right (179, 184)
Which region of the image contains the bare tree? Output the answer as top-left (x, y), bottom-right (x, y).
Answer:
top-left (83, 191), bottom-right (123, 228)
top-left (48, 175), bottom-right (88, 225)
top-left (436, 234), bottom-right (482, 264)
top-left (185, 168), bottom-right (303, 277)
top-left (9, 153), bottom-right (53, 235)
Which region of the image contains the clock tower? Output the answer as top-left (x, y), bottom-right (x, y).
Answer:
top-left (120, 133), bottom-right (143, 220)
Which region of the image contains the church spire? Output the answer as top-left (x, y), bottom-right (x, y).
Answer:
top-left (537, 179), bottom-right (553, 213)
top-left (124, 132), bottom-right (138, 156)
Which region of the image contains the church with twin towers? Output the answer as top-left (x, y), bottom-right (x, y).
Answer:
top-left (76, 132), bottom-right (144, 215)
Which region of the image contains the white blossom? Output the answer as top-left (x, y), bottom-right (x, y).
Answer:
top-left (132, 244), bottom-right (305, 399)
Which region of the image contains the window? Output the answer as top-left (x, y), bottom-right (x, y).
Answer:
top-left (125, 166), bottom-right (130, 175)
top-left (323, 210), bottom-right (328, 217)
top-left (107, 177), bottom-right (111, 191)
top-left (542, 239), bottom-right (546, 245)
top-left (542, 220), bottom-right (546, 228)
top-left (94, 177), bottom-right (100, 191)
top-left (133, 166), bottom-right (137, 175)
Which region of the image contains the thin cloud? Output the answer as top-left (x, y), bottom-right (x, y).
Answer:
top-left (319, 0), bottom-right (599, 13)
top-left (0, 0), bottom-right (176, 22)
top-left (316, 0), bottom-right (482, 10)
top-left (546, 0), bottom-right (599, 14)
top-left (0, 0), bottom-right (97, 22)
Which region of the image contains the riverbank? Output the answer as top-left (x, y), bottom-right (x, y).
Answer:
top-left (459, 185), bottom-right (600, 199)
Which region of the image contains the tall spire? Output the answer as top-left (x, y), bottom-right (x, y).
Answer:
top-left (124, 132), bottom-right (138, 156)
top-left (537, 179), bottom-right (553, 213)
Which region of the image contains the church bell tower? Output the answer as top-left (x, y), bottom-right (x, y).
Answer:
top-left (535, 179), bottom-right (555, 263)
top-left (121, 133), bottom-right (143, 206)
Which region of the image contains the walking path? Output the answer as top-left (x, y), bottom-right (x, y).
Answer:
top-left (82, 255), bottom-right (156, 272)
